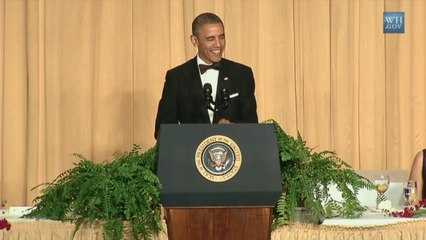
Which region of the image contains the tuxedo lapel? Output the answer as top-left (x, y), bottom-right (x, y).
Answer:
top-left (216, 59), bottom-right (236, 97)
top-left (217, 65), bottom-right (225, 94)
top-left (214, 59), bottom-right (235, 122)
top-left (185, 57), bottom-right (210, 122)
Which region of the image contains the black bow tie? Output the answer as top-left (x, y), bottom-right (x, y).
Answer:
top-left (199, 62), bottom-right (221, 74)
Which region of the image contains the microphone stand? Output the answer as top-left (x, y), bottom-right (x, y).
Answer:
top-left (203, 83), bottom-right (216, 112)
top-left (203, 84), bottom-right (229, 120)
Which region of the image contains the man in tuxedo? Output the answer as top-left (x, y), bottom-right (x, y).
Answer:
top-left (154, 12), bottom-right (258, 139)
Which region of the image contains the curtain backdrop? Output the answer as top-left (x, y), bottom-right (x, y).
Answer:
top-left (1, 0), bottom-right (425, 206)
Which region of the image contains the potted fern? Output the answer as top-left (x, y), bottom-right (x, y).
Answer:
top-left (265, 119), bottom-right (376, 227)
top-left (23, 145), bottom-right (162, 240)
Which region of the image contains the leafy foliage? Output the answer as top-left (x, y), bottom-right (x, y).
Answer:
top-left (23, 145), bottom-right (162, 240)
top-left (263, 119), bottom-right (376, 227)
top-left (22, 120), bottom-right (376, 239)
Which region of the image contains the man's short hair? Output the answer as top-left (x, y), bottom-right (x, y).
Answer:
top-left (192, 12), bottom-right (224, 37)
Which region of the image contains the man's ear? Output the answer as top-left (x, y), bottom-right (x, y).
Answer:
top-left (190, 35), bottom-right (197, 47)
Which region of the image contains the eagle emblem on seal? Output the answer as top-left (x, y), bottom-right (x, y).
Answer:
top-left (208, 146), bottom-right (230, 171)
top-left (195, 135), bottom-right (241, 182)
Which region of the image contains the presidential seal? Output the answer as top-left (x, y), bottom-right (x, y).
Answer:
top-left (195, 135), bottom-right (242, 182)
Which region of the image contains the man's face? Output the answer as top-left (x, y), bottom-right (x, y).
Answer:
top-left (191, 23), bottom-right (226, 64)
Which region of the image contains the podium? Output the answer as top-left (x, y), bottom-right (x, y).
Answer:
top-left (157, 124), bottom-right (282, 240)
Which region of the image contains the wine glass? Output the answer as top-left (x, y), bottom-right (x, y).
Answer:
top-left (374, 174), bottom-right (390, 208)
top-left (403, 180), bottom-right (417, 206)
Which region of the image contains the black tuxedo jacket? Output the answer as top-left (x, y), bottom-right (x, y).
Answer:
top-left (154, 57), bottom-right (258, 139)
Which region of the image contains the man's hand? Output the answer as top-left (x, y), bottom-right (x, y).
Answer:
top-left (218, 118), bottom-right (232, 124)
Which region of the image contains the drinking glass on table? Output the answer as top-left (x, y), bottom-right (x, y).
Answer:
top-left (403, 180), bottom-right (417, 206)
top-left (375, 174), bottom-right (390, 194)
top-left (374, 174), bottom-right (390, 208)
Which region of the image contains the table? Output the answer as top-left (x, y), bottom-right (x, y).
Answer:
top-left (271, 220), bottom-right (426, 240)
top-left (2, 207), bottom-right (426, 240)
top-left (2, 217), bottom-right (426, 240)
top-left (0, 218), bottom-right (169, 240)
top-left (322, 208), bottom-right (421, 227)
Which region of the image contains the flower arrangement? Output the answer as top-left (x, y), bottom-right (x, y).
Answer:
top-left (0, 218), bottom-right (11, 231)
top-left (390, 199), bottom-right (426, 218)
top-left (0, 200), bottom-right (11, 231)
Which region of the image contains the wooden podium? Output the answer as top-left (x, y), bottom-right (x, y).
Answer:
top-left (157, 124), bottom-right (282, 240)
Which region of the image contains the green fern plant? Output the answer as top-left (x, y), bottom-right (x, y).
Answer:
top-left (263, 119), bottom-right (376, 227)
top-left (22, 120), bottom-right (376, 239)
top-left (23, 145), bottom-right (162, 240)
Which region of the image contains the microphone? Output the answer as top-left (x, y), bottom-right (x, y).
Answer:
top-left (202, 83), bottom-right (215, 111)
top-left (220, 88), bottom-right (229, 110)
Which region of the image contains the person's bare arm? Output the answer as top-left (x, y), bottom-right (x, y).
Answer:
top-left (409, 150), bottom-right (424, 202)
